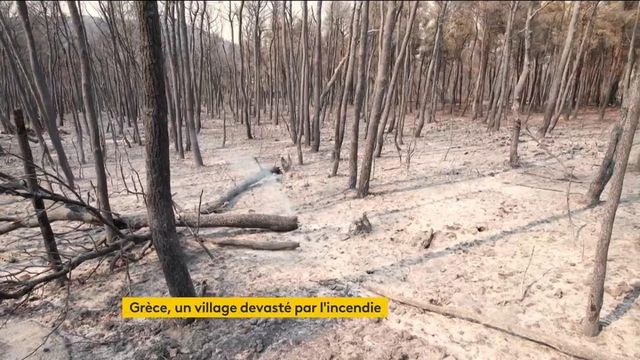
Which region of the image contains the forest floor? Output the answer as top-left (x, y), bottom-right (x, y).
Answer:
top-left (1, 107), bottom-right (639, 360)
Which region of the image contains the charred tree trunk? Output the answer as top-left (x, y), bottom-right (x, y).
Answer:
top-left (538, 1), bottom-right (580, 137)
top-left (14, 109), bottom-right (64, 275)
top-left (621, 5), bottom-right (640, 107)
top-left (472, 8), bottom-right (489, 120)
top-left (168, 4), bottom-right (185, 158)
top-left (357, 2), bottom-right (398, 197)
top-left (228, 2), bottom-right (240, 124)
top-left (375, 1), bottom-right (419, 157)
top-left (348, 1), bottom-right (369, 189)
top-left (239, 1), bottom-right (253, 140)
top-left (487, 1), bottom-right (516, 131)
top-left (296, 1), bottom-right (310, 165)
top-left (584, 2), bottom-right (638, 205)
top-left (584, 124), bottom-right (623, 207)
top-left (178, 2), bottom-right (204, 166)
top-left (254, 1), bottom-right (262, 127)
top-left (583, 64), bottom-right (640, 337)
top-left (331, 3), bottom-right (359, 175)
top-left (15, 2), bottom-right (75, 188)
top-left (414, 1), bottom-right (447, 137)
top-left (281, 2), bottom-right (297, 143)
top-left (509, 1), bottom-right (533, 167)
top-left (137, 1), bottom-right (196, 298)
top-left (552, 2), bottom-right (598, 129)
top-left (67, 0), bottom-right (116, 242)
top-left (311, 1), bottom-right (323, 153)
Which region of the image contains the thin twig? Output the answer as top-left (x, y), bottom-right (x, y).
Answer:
top-left (442, 118), bottom-right (454, 161)
top-left (196, 189), bottom-right (204, 237)
top-left (520, 245), bottom-right (535, 301)
top-left (172, 201), bottom-right (215, 262)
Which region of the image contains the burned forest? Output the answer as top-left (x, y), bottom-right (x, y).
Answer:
top-left (0, 1), bottom-right (639, 359)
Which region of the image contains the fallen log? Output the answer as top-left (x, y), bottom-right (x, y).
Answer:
top-left (365, 285), bottom-right (626, 360)
top-left (0, 203), bottom-right (132, 235)
top-left (0, 180), bottom-right (127, 238)
top-left (200, 166), bottom-right (282, 214)
top-left (201, 237), bottom-right (299, 251)
top-left (0, 205), bottom-right (298, 235)
top-left (1, 174), bottom-right (298, 234)
top-left (0, 204), bottom-right (101, 235)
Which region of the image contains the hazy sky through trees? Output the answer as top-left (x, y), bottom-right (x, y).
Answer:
top-left (63, 1), bottom-right (309, 43)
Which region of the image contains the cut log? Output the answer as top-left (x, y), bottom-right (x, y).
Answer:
top-left (201, 237), bottom-right (299, 250)
top-left (121, 213), bottom-right (298, 232)
top-left (177, 213), bottom-right (297, 232)
top-left (201, 166), bottom-right (282, 214)
top-left (366, 285), bottom-right (625, 360)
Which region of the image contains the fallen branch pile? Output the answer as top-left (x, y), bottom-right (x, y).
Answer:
top-left (0, 168), bottom-right (299, 300)
top-left (1, 233), bottom-right (151, 300)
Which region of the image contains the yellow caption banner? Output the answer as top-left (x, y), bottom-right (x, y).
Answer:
top-left (122, 297), bottom-right (388, 318)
